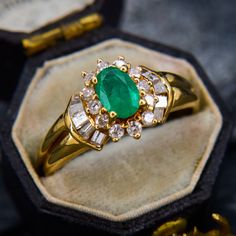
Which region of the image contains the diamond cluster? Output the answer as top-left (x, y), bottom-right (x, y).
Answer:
top-left (68, 57), bottom-right (169, 144)
top-left (68, 94), bottom-right (107, 147)
top-left (141, 68), bottom-right (168, 125)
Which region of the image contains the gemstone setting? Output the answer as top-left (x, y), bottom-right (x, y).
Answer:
top-left (154, 81), bottom-right (167, 94)
top-left (95, 67), bottom-right (140, 119)
top-left (137, 80), bottom-right (150, 92)
top-left (154, 107), bottom-right (165, 122)
top-left (82, 87), bottom-right (94, 100)
top-left (95, 113), bottom-right (109, 128)
top-left (142, 111), bottom-right (155, 126)
top-left (91, 130), bottom-right (107, 146)
top-left (144, 94), bottom-right (155, 107)
top-left (129, 67), bottom-right (141, 78)
top-left (88, 99), bottom-right (101, 115)
top-left (109, 124), bottom-right (124, 140)
top-left (113, 59), bottom-right (127, 69)
top-left (97, 59), bottom-right (109, 71)
top-left (75, 56), bottom-right (170, 143)
top-left (78, 121), bottom-right (95, 140)
top-left (127, 121), bottom-right (142, 138)
top-left (69, 95), bottom-right (89, 130)
top-left (83, 71), bottom-right (95, 84)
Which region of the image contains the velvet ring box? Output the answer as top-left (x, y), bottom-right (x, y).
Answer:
top-left (0, 28), bottom-right (232, 235)
top-left (0, 0), bottom-right (123, 102)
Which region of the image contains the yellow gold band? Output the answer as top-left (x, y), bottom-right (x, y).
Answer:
top-left (37, 69), bottom-right (199, 176)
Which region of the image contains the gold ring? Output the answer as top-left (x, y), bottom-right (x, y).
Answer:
top-left (37, 56), bottom-right (199, 176)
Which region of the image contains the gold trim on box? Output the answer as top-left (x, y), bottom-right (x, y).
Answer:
top-left (22, 13), bottom-right (103, 56)
top-left (152, 213), bottom-right (233, 236)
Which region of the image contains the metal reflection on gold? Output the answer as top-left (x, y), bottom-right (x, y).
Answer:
top-left (22, 13), bottom-right (103, 56)
top-left (152, 213), bottom-right (233, 236)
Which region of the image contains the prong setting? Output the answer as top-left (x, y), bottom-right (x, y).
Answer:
top-left (92, 77), bottom-right (98, 84)
top-left (97, 58), bottom-right (103, 63)
top-left (71, 56), bottom-right (169, 144)
top-left (81, 71), bottom-right (87, 77)
top-left (139, 99), bottom-right (146, 106)
top-left (118, 56), bottom-right (125, 60)
top-left (109, 111), bottom-right (117, 119)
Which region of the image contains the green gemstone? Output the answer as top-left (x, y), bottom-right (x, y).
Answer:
top-left (95, 67), bottom-right (140, 119)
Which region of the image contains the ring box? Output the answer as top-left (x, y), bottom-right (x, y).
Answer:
top-left (0, 4), bottom-right (232, 236)
top-left (0, 0), bottom-right (123, 101)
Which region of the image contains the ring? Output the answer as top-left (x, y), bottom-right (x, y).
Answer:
top-left (37, 56), bottom-right (199, 175)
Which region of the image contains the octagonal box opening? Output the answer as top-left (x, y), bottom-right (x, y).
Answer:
top-left (0, 0), bottom-right (123, 101)
top-left (0, 29), bottom-right (231, 235)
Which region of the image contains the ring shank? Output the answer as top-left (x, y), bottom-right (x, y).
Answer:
top-left (163, 72), bottom-right (199, 113)
top-left (38, 114), bottom-right (91, 175)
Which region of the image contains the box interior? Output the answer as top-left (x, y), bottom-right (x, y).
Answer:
top-left (12, 39), bottom-right (222, 221)
top-left (0, 0), bottom-right (95, 33)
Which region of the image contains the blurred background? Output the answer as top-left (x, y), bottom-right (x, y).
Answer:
top-left (0, 0), bottom-right (235, 235)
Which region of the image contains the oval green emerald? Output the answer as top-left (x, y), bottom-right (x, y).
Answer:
top-left (95, 67), bottom-right (140, 119)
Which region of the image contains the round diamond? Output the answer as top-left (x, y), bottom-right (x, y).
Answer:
top-left (82, 87), bottom-right (94, 100)
top-left (97, 60), bottom-right (109, 71)
top-left (95, 113), bottom-right (109, 128)
top-left (137, 80), bottom-right (150, 92)
top-left (88, 99), bottom-right (101, 115)
top-left (144, 94), bottom-right (155, 107)
top-left (142, 111), bottom-right (154, 126)
top-left (129, 67), bottom-right (141, 78)
top-left (84, 72), bottom-right (95, 83)
top-left (113, 60), bottom-right (127, 68)
top-left (127, 121), bottom-right (142, 137)
top-left (109, 124), bottom-right (124, 140)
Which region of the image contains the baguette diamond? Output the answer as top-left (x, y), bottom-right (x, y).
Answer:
top-left (72, 111), bottom-right (88, 130)
top-left (156, 95), bottom-right (168, 108)
top-left (137, 80), bottom-right (150, 92)
top-left (144, 94), bottom-right (155, 107)
top-left (78, 121), bottom-right (95, 140)
top-left (91, 130), bottom-right (107, 146)
top-left (154, 108), bottom-right (165, 122)
top-left (142, 71), bottom-right (158, 82)
top-left (154, 81), bottom-right (167, 94)
top-left (69, 95), bottom-right (89, 130)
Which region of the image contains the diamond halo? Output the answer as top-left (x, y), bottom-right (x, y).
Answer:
top-left (68, 56), bottom-right (169, 145)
